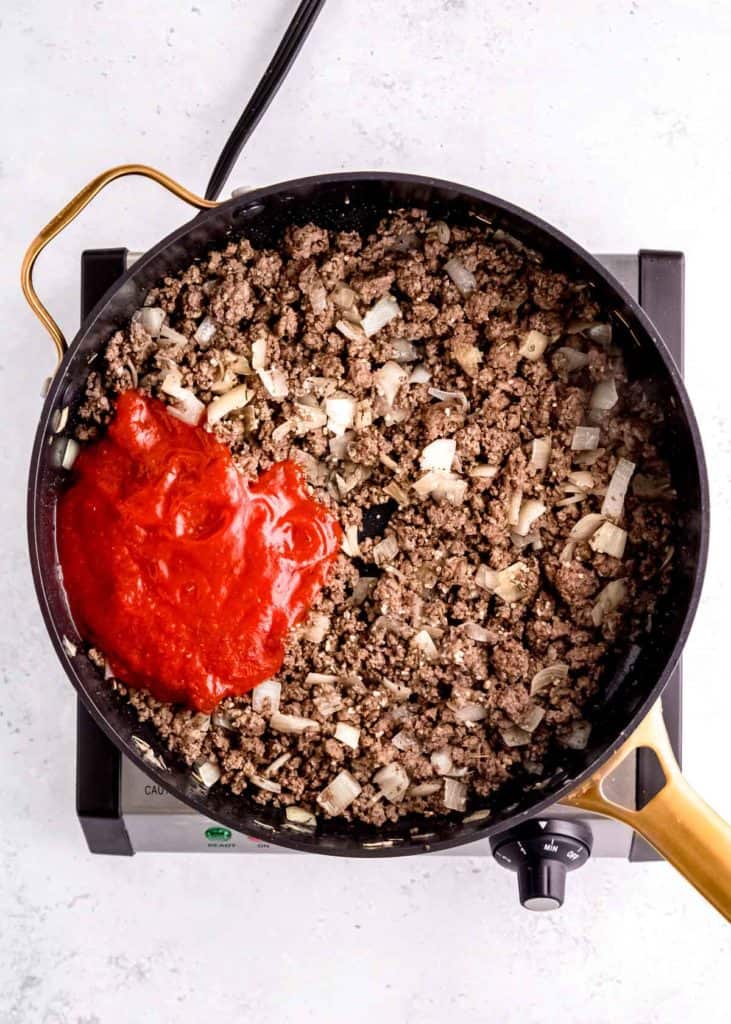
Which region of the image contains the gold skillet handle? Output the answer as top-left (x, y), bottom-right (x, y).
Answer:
top-left (565, 700), bottom-right (731, 921)
top-left (20, 164), bottom-right (219, 369)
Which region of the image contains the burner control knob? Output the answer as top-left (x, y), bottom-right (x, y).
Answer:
top-left (490, 819), bottom-right (593, 911)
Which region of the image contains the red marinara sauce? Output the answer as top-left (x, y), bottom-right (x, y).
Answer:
top-left (58, 390), bottom-right (341, 712)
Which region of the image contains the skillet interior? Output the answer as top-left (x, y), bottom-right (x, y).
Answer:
top-left (28, 173), bottom-right (709, 855)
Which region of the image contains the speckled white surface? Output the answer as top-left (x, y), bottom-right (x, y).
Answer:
top-left (2, 1), bottom-right (731, 1021)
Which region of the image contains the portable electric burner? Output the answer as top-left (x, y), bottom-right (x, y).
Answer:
top-left (74, 243), bottom-right (684, 908)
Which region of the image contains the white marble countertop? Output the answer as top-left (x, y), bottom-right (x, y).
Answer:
top-left (2, 1), bottom-right (730, 1021)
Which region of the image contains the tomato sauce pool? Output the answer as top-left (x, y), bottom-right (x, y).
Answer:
top-left (57, 390), bottom-right (341, 712)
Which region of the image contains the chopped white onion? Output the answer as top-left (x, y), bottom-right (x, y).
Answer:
top-left (334, 722), bottom-right (360, 749)
top-left (508, 488), bottom-right (524, 527)
top-left (250, 774), bottom-right (282, 794)
top-left (571, 426), bottom-right (601, 451)
top-left (230, 354), bottom-right (251, 375)
top-left (350, 577), bottom-right (375, 607)
top-left (563, 720), bottom-right (592, 749)
top-left (569, 512), bottom-right (606, 541)
top-left (314, 694), bottom-right (342, 718)
top-left (251, 679), bottom-right (281, 715)
top-left (373, 763), bottom-right (410, 803)
top-left (591, 579), bottom-right (628, 626)
top-left (429, 220), bottom-right (451, 244)
top-left (420, 438), bottom-right (456, 473)
top-left (560, 540), bottom-right (576, 563)
top-left (567, 320), bottom-right (593, 335)
top-left (590, 378), bottom-right (618, 412)
top-left (270, 712), bottom-right (320, 735)
top-left (566, 470), bottom-right (594, 491)
top-left (324, 393), bottom-right (357, 436)
top-left (384, 480), bottom-right (410, 505)
top-left (340, 470), bottom-right (366, 502)
top-left (134, 306), bottom-right (165, 337)
top-left (408, 363), bottom-right (431, 385)
top-left (574, 447), bottom-right (605, 466)
top-left (413, 470), bottom-right (467, 505)
top-left (251, 338), bottom-right (267, 370)
top-left (382, 679), bottom-right (412, 702)
top-left (514, 499), bottom-right (546, 537)
top-left (317, 770), bottom-right (362, 815)
top-left (408, 781), bottom-right (441, 797)
top-left (374, 361), bottom-right (408, 410)
top-left (462, 621), bottom-right (492, 642)
top-left (211, 710), bottom-right (235, 730)
top-left (500, 725), bottom-right (531, 748)
top-left (293, 450), bottom-right (327, 486)
top-left (391, 730), bottom-right (417, 752)
top-left (555, 346), bottom-right (590, 371)
top-left (477, 561), bottom-right (530, 603)
top-left (474, 564), bottom-right (498, 591)
top-left (362, 294), bottom-right (401, 337)
top-left (431, 749), bottom-right (454, 776)
top-left (257, 368), bottom-right (289, 400)
top-left (444, 257), bottom-right (477, 296)
top-left (588, 323), bottom-right (612, 346)
top-left (518, 329), bottom-right (549, 361)
top-left (61, 635), bottom-right (77, 657)
top-left (209, 369), bottom-right (239, 395)
top-left (412, 629), bottom-right (438, 660)
top-left (452, 339), bottom-right (483, 377)
top-left (463, 808), bottom-right (491, 823)
top-left (51, 406), bottom-right (70, 434)
top-left (530, 663), bottom-right (569, 696)
top-left (427, 387), bottom-right (469, 409)
top-left (194, 317), bottom-right (217, 344)
top-left (589, 521), bottom-right (627, 558)
top-left (285, 805), bottom-right (317, 827)
top-left (308, 281), bottom-right (328, 315)
top-left (373, 535), bottom-right (399, 565)
top-left (293, 398), bottom-right (328, 434)
top-left (391, 338), bottom-right (419, 363)
top-left (329, 432), bottom-right (352, 461)
top-left (305, 672), bottom-right (339, 686)
top-left (272, 421), bottom-right (293, 444)
top-left (161, 372), bottom-right (205, 426)
top-left (193, 760), bottom-right (221, 788)
top-left (443, 778), bottom-right (468, 812)
top-left (341, 524), bottom-right (361, 558)
top-left (518, 704), bottom-right (545, 733)
top-left (601, 458), bottom-right (635, 519)
top-left (469, 463), bottom-right (500, 480)
top-left (332, 281), bottom-right (359, 312)
top-left (265, 753), bottom-right (292, 775)
top-left (336, 319), bottom-right (367, 343)
top-left (159, 324), bottom-right (189, 346)
top-left (302, 613), bottom-right (330, 644)
top-left (206, 384), bottom-right (251, 425)
top-left (61, 438), bottom-right (80, 471)
top-left (530, 436), bottom-right (552, 472)
top-left (511, 529), bottom-right (539, 551)
top-left (453, 702), bottom-right (487, 723)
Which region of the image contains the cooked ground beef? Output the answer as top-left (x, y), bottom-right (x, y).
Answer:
top-left (76, 209), bottom-right (675, 826)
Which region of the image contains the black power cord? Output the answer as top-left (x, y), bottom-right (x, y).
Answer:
top-left (205, 0), bottom-right (327, 202)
